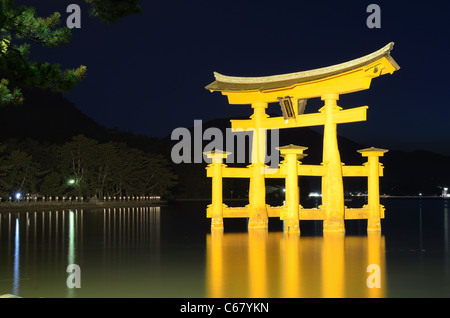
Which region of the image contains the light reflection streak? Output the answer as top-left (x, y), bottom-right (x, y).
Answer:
top-left (248, 229), bottom-right (267, 298)
top-left (13, 218), bottom-right (19, 296)
top-left (1, 207), bottom-right (161, 297)
top-left (68, 210), bottom-right (75, 266)
top-left (206, 231), bottom-right (386, 298)
top-left (102, 207), bottom-right (161, 250)
top-left (67, 210), bottom-right (76, 298)
top-left (444, 201), bottom-right (449, 280)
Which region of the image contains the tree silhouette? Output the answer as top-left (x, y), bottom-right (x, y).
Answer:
top-left (0, 0), bottom-right (141, 104)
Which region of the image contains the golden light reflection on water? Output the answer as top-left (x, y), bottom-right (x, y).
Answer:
top-left (206, 230), bottom-right (385, 298)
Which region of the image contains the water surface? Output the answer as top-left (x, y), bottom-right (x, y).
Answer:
top-left (0, 199), bottom-right (449, 298)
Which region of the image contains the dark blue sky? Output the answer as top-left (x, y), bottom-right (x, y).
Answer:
top-left (18, 0), bottom-right (450, 155)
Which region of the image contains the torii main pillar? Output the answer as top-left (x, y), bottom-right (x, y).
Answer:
top-left (321, 93), bottom-right (345, 232)
top-left (248, 102), bottom-right (269, 229)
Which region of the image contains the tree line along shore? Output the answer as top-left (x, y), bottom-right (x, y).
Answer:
top-left (0, 135), bottom-right (177, 203)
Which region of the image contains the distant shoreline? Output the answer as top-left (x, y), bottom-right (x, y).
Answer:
top-left (0, 199), bottom-right (166, 212)
top-left (0, 195), bottom-right (448, 212)
top-left (380, 195), bottom-right (450, 199)
top-left (173, 196), bottom-right (450, 201)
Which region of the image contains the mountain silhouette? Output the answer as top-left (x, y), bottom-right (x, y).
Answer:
top-left (0, 88), bottom-right (448, 198)
top-left (0, 87), bottom-right (162, 153)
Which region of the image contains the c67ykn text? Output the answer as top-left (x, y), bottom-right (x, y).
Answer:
top-left (180, 302), bottom-right (269, 315)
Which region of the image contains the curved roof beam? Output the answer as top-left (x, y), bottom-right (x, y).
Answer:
top-left (205, 42), bottom-right (399, 93)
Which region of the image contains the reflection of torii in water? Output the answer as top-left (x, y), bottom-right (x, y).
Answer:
top-left (204, 43), bottom-right (400, 234)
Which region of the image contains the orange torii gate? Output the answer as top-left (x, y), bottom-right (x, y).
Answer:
top-left (204, 42), bottom-right (399, 234)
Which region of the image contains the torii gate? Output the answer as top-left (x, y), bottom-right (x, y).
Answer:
top-left (204, 42), bottom-right (399, 234)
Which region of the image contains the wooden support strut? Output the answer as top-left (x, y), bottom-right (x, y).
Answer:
top-left (205, 150), bottom-right (231, 230)
top-left (277, 145), bottom-right (308, 234)
top-left (358, 147), bottom-right (388, 232)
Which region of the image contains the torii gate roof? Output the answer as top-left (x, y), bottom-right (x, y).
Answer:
top-left (205, 42), bottom-right (399, 104)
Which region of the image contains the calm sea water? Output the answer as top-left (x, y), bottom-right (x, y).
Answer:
top-left (0, 198), bottom-right (449, 298)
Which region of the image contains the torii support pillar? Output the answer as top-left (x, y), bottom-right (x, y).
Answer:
top-left (321, 94), bottom-right (345, 233)
top-left (358, 147), bottom-right (388, 232)
top-left (248, 102), bottom-right (269, 229)
top-left (205, 150), bottom-right (231, 230)
top-left (278, 145), bottom-right (308, 234)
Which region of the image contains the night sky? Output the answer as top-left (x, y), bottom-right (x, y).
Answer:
top-left (16, 0), bottom-right (450, 155)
